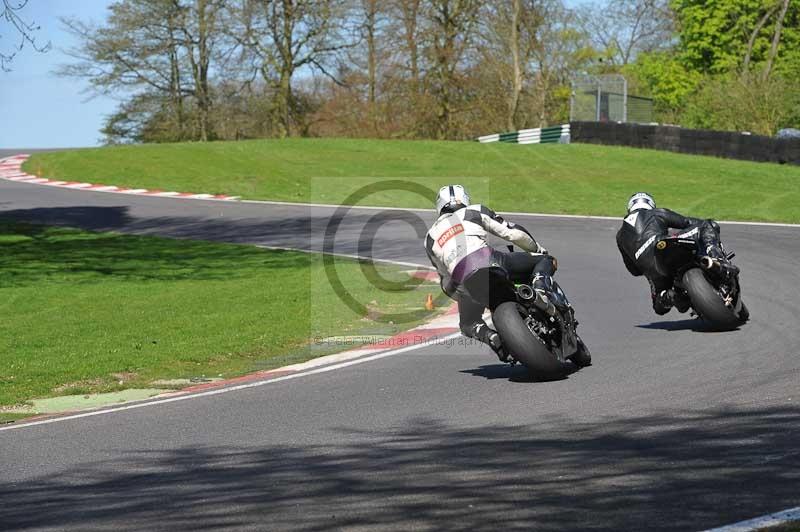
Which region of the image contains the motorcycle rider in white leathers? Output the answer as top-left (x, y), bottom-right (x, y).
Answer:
top-left (424, 185), bottom-right (556, 360)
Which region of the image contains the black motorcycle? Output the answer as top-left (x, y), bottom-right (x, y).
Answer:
top-left (462, 260), bottom-right (591, 378)
top-left (654, 234), bottom-right (749, 330)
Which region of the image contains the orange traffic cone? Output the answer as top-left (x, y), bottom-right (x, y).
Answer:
top-left (425, 293), bottom-right (435, 311)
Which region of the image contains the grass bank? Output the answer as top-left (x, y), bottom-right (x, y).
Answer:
top-left (23, 138), bottom-right (800, 223)
top-left (0, 221), bottom-right (441, 417)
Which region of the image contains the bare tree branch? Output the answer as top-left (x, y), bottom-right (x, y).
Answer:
top-left (1, 0), bottom-right (51, 71)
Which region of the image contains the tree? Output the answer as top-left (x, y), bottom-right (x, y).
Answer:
top-left (1, 0), bottom-right (50, 71)
top-left (61, 0), bottom-right (230, 141)
top-left (578, 0), bottom-right (674, 67)
top-left (426, 0), bottom-right (482, 139)
top-left (625, 50), bottom-right (701, 121)
top-left (481, 0), bottom-right (547, 131)
top-left (394, 0), bottom-right (422, 90)
top-left (362, 0), bottom-right (378, 117)
top-left (236, 0), bottom-right (353, 137)
top-left (672, 0), bottom-right (800, 75)
top-left (682, 68), bottom-right (799, 135)
top-left (763, 0), bottom-right (791, 79)
top-left (179, 0), bottom-right (225, 141)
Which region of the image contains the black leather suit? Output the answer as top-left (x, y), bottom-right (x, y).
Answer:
top-left (616, 207), bottom-right (721, 314)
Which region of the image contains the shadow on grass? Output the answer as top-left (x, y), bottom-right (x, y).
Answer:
top-left (0, 211), bottom-right (308, 286)
top-left (1, 406), bottom-right (799, 531)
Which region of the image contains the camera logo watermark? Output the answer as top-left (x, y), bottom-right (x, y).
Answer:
top-left (321, 179), bottom-right (450, 325)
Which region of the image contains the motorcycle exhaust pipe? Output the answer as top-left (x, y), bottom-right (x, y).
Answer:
top-left (700, 256), bottom-right (740, 277)
top-left (517, 284), bottom-right (535, 300)
top-left (700, 256), bottom-right (717, 270)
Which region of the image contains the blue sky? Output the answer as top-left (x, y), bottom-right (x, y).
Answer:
top-left (0, 0), bottom-right (117, 148)
top-left (1, 0), bottom-right (586, 149)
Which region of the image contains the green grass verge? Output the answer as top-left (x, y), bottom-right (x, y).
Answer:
top-left (22, 138), bottom-right (800, 223)
top-left (0, 412), bottom-right (33, 424)
top-left (0, 221), bottom-right (442, 409)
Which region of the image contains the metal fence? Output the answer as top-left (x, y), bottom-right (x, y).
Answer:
top-left (570, 74), bottom-right (653, 124)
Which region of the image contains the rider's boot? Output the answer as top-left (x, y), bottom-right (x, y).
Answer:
top-left (487, 330), bottom-right (511, 363)
top-left (705, 243), bottom-right (725, 260)
top-left (653, 289), bottom-right (674, 315)
top-left (470, 323), bottom-right (510, 362)
top-left (532, 273), bottom-right (553, 294)
top-left (673, 291), bottom-right (691, 313)
top-left (532, 274), bottom-right (556, 315)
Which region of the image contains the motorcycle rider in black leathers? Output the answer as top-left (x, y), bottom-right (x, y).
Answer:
top-left (425, 185), bottom-right (556, 360)
top-left (616, 192), bottom-right (725, 315)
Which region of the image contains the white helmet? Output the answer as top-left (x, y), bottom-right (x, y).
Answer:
top-left (627, 192), bottom-right (655, 213)
top-left (436, 185), bottom-right (470, 214)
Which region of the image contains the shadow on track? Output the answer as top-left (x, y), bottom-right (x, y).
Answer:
top-left (637, 319), bottom-right (744, 333)
top-left (0, 205), bottom-right (426, 264)
top-left (4, 406), bottom-right (798, 531)
top-left (461, 363), bottom-right (530, 380)
top-left (461, 364), bottom-right (575, 383)
top-left (0, 205), bottom-right (317, 246)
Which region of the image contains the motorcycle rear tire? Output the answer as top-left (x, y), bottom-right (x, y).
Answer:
top-left (683, 268), bottom-right (742, 330)
top-left (493, 301), bottom-right (565, 377)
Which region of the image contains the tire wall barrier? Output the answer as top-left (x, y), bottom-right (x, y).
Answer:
top-left (477, 124), bottom-right (571, 145)
top-left (569, 121), bottom-right (800, 165)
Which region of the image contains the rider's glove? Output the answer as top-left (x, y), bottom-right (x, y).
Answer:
top-left (535, 243), bottom-right (548, 255)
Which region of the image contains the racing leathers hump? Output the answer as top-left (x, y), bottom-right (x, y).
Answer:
top-left (425, 204), bottom-right (544, 297)
top-left (616, 207), bottom-right (703, 277)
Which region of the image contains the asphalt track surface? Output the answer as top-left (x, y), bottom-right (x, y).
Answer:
top-left (1, 157), bottom-right (799, 531)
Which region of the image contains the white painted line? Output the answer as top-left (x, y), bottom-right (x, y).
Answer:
top-left (64, 183), bottom-right (93, 188)
top-left (190, 193), bottom-right (214, 199)
top-left (702, 506), bottom-right (800, 532)
top-left (47, 180), bottom-right (67, 186)
top-left (234, 198), bottom-right (800, 228)
top-left (714, 220), bottom-right (800, 228)
top-left (152, 191), bottom-right (181, 196)
top-left (281, 347), bottom-right (389, 371)
top-left (91, 185), bottom-right (119, 191)
top-left (0, 332), bottom-right (460, 433)
top-left (119, 188), bottom-right (148, 194)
